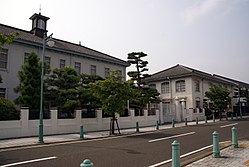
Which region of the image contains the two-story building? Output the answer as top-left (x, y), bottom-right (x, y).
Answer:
top-left (145, 64), bottom-right (249, 123)
top-left (0, 13), bottom-right (129, 104)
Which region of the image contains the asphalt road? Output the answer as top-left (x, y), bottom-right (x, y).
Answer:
top-left (1, 118), bottom-right (249, 167)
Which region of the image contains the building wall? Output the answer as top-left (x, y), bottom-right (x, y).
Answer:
top-left (0, 41), bottom-right (126, 103)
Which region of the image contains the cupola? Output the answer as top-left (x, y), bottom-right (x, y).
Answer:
top-left (30, 13), bottom-right (50, 38)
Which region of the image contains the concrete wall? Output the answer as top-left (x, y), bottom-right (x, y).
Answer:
top-left (0, 108), bottom-right (159, 139)
top-left (0, 42), bottom-right (126, 103)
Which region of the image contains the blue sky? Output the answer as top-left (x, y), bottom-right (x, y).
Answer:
top-left (1, 0), bottom-right (249, 83)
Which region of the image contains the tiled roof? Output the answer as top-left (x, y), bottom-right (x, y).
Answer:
top-left (0, 23), bottom-right (129, 67)
top-left (213, 74), bottom-right (249, 88)
top-left (145, 64), bottom-right (213, 81)
top-left (145, 64), bottom-right (235, 85)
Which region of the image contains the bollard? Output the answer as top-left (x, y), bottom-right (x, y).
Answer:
top-left (212, 131), bottom-right (220, 158)
top-left (156, 120), bottom-right (159, 130)
top-left (172, 119), bottom-right (175, 128)
top-left (231, 113), bottom-right (233, 120)
top-left (172, 140), bottom-right (180, 167)
top-left (136, 121), bottom-right (140, 133)
top-left (232, 127), bottom-right (238, 148)
top-left (196, 117), bottom-right (198, 125)
top-left (213, 114), bottom-right (215, 122)
top-left (80, 159), bottom-right (93, 167)
top-left (225, 113), bottom-right (228, 120)
top-left (236, 113), bottom-right (238, 119)
top-left (185, 118), bottom-right (187, 126)
top-left (205, 116), bottom-right (207, 124)
top-left (80, 125), bottom-right (84, 140)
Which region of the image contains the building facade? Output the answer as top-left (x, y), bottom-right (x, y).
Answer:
top-left (145, 64), bottom-right (249, 123)
top-left (0, 13), bottom-right (129, 103)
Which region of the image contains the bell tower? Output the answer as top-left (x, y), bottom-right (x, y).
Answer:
top-left (30, 12), bottom-right (50, 38)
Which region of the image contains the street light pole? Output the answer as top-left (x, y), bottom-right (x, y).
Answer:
top-left (38, 32), bottom-right (54, 144)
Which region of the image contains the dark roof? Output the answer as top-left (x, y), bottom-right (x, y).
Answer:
top-left (0, 23), bottom-right (129, 67)
top-left (145, 64), bottom-right (212, 81)
top-left (145, 64), bottom-right (234, 85)
top-left (213, 74), bottom-right (249, 88)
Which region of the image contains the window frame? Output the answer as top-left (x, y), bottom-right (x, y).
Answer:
top-left (59, 59), bottom-right (66, 69)
top-left (175, 80), bottom-right (185, 92)
top-left (105, 67), bottom-right (110, 78)
top-left (75, 62), bottom-right (81, 74)
top-left (0, 88), bottom-right (6, 98)
top-left (161, 82), bottom-right (169, 94)
top-left (90, 65), bottom-right (96, 75)
top-left (0, 48), bottom-right (8, 69)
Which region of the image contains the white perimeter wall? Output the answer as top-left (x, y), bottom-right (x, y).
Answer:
top-left (0, 108), bottom-right (159, 139)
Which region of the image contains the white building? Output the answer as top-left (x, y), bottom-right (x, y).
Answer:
top-left (0, 13), bottom-right (129, 103)
top-left (145, 64), bottom-right (249, 123)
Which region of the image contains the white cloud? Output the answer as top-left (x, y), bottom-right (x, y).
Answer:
top-left (181, 0), bottom-right (225, 25)
top-left (180, 0), bottom-right (249, 25)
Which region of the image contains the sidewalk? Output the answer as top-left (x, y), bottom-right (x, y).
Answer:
top-left (0, 119), bottom-right (213, 149)
top-left (185, 140), bottom-right (249, 167)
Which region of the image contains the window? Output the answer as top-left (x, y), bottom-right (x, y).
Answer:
top-left (75, 62), bottom-right (81, 74)
top-left (196, 100), bottom-right (201, 108)
top-left (0, 88), bottom-right (6, 98)
top-left (195, 80), bottom-right (200, 92)
top-left (44, 56), bottom-right (51, 74)
top-left (90, 65), bottom-right (96, 75)
top-left (176, 80), bottom-right (185, 92)
top-left (24, 53), bottom-right (30, 63)
top-left (149, 84), bottom-right (156, 89)
top-left (105, 68), bottom-right (110, 78)
top-left (60, 59), bottom-right (65, 69)
top-left (37, 19), bottom-right (45, 29)
top-left (161, 82), bottom-right (169, 94)
top-left (0, 48), bottom-right (8, 69)
top-left (117, 70), bottom-right (122, 76)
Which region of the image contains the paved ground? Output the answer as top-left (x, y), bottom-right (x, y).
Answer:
top-left (0, 117), bottom-right (248, 167)
top-left (186, 140), bottom-right (249, 167)
top-left (0, 119), bottom-right (203, 149)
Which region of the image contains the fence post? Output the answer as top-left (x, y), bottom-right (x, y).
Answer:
top-left (236, 113), bottom-right (238, 119)
top-left (172, 140), bottom-right (180, 167)
top-left (231, 113), bottom-right (233, 120)
top-left (80, 159), bottom-right (93, 167)
top-left (156, 120), bottom-right (159, 130)
top-left (205, 116), bottom-right (207, 124)
top-left (185, 118), bottom-right (187, 126)
top-left (213, 131), bottom-right (220, 158)
top-left (232, 127), bottom-right (238, 148)
top-left (172, 119), bottom-right (175, 128)
top-left (213, 113), bottom-right (215, 122)
top-left (136, 122), bottom-right (139, 133)
top-left (80, 125), bottom-right (84, 140)
top-left (196, 117), bottom-right (198, 125)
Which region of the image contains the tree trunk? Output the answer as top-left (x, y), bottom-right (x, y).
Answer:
top-left (111, 113), bottom-right (115, 134)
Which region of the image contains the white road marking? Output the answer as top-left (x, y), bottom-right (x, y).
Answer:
top-left (220, 123), bottom-right (238, 128)
top-left (0, 156), bottom-right (57, 167)
top-left (148, 132), bottom-right (195, 143)
top-left (148, 141), bottom-right (230, 167)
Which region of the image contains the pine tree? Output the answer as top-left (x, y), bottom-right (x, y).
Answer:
top-left (14, 52), bottom-right (42, 119)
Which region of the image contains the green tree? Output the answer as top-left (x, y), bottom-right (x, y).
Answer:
top-left (90, 71), bottom-right (135, 134)
top-left (205, 85), bottom-right (231, 120)
top-left (0, 32), bottom-right (19, 47)
top-left (46, 66), bottom-right (80, 118)
top-left (0, 97), bottom-right (19, 121)
top-left (127, 52), bottom-right (160, 112)
top-left (14, 52), bottom-right (42, 119)
top-left (78, 74), bottom-right (103, 111)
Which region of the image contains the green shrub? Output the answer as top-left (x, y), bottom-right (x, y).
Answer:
top-left (0, 97), bottom-right (19, 120)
